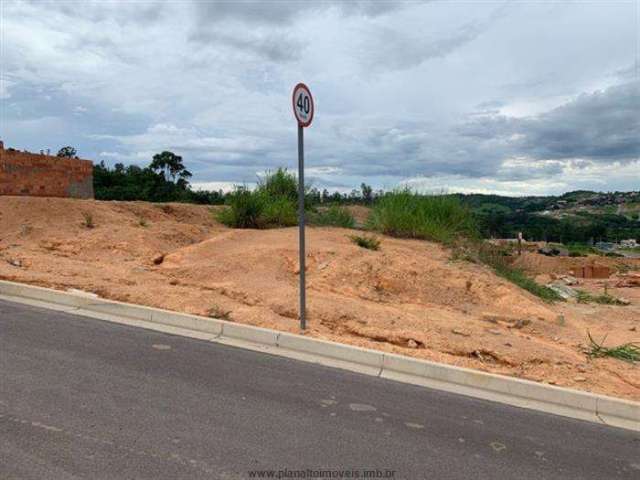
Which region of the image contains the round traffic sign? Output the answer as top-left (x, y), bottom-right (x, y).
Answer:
top-left (292, 83), bottom-right (314, 127)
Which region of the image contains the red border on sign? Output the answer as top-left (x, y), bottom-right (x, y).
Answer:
top-left (292, 83), bottom-right (314, 127)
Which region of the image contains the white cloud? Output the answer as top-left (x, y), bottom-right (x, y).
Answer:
top-left (98, 151), bottom-right (119, 158)
top-left (191, 181), bottom-right (237, 193)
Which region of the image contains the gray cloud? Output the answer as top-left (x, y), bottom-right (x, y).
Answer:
top-left (517, 81), bottom-right (640, 161)
top-left (24, 0), bottom-right (165, 24)
top-left (2, 0), bottom-right (637, 195)
top-left (189, 29), bottom-right (303, 63)
top-left (320, 81), bottom-right (640, 183)
top-left (189, 0), bottom-right (411, 62)
top-left (192, 0), bottom-right (407, 25)
top-left (612, 62), bottom-right (638, 82)
top-left (359, 3), bottom-right (508, 72)
top-left (457, 81), bottom-right (640, 167)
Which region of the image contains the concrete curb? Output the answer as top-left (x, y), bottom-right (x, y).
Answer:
top-left (1, 280), bottom-right (638, 432)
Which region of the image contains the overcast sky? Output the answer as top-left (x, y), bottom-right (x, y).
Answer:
top-left (1, 0), bottom-right (638, 195)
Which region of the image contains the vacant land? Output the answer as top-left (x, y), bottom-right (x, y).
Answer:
top-left (1, 196), bottom-right (639, 400)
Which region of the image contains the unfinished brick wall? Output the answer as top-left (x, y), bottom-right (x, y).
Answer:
top-left (0, 143), bottom-right (94, 199)
top-left (575, 265), bottom-right (611, 279)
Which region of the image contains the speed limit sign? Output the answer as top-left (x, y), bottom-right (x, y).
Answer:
top-left (292, 83), bottom-right (314, 127)
top-left (292, 82), bottom-right (314, 330)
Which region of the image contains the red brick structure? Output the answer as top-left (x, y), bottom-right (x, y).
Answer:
top-left (575, 265), bottom-right (611, 279)
top-left (0, 141), bottom-right (94, 199)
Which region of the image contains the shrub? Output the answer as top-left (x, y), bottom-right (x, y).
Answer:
top-left (367, 190), bottom-right (477, 245)
top-left (259, 168), bottom-right (298, 201)
top-left (309, 206), bottom-right (355, 228)
top-left (566, 243), bottom-right (596, 257)
top-left (261, 196), bottom-right (298, 227)
top-left (217, 188), bottom-right (265, 228)
top-left (218, 169), bottom-right (301, 229)
top-left (350, 234), bottom-right (380, 250)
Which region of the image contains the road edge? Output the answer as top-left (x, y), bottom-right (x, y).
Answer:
top-left (1, 279), bottom-right (638, 432)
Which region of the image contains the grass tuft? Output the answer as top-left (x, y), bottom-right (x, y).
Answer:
top-left (587, 332), bottom-right (640, 362)
top-left (350, 234), bottom-right (381, 251)
top-left (207, 305), bottom-right (232, 321)
top-left (81, 211), bottom-right (95, 229)
top-left (309, 206), bottom-right (355, 228)
top-left (492, 263), bottom-right (563, 302)
top-left (576, 290), bottom-right (628, 306)
top-left (367, 189), bottom-right (477, 245)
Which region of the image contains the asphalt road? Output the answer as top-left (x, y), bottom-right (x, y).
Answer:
top-left (1, 299), bottom-right (638, 480)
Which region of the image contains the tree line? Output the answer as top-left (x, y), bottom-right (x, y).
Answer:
top-left (90, 150), bottom-right (638, 243)
top-left (93, 150), bottom-right (377, 206)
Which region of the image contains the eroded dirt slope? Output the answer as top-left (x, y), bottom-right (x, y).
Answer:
top-left (1, 196), bottom-right (638, 400)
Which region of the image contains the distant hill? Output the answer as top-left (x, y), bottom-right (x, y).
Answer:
top-left (457, 191), bottom-right (640, 243)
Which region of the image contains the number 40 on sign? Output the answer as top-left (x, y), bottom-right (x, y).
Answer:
top-left (292, 83), bottom-right (314, 127)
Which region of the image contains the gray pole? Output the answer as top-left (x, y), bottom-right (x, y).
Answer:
top-left (297, 124), bottom-right (306, 330)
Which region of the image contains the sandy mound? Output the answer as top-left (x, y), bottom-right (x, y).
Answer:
top-left (1, 196), bottom-right (639, 401)
top-left (513, 251), bottom-right (640, 276)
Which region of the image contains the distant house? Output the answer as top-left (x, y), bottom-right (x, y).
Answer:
top-left (595, 242), bottom-right (616, 251)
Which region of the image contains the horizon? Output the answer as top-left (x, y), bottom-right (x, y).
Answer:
top-left (2, 139), bottom-right (639, 199)
top-left (1, 1), bottom-right (639, 196)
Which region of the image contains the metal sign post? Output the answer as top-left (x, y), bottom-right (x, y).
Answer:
top-left (292, 83), bottom-right (314, 330)
top-left (297, 124), bottom-right (306, 330)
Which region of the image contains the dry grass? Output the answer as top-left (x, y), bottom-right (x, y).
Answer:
top-left (587, 332), bottom-right (640, 362)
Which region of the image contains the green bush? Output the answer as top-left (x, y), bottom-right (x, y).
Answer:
top-left (218, 169), bottom-right (301, 229)
top-left (259, 168), bottom-right (298, 201)
top-left (261, 196), bottom-right (298, 227)
top-left (367, 190), bottom-right (477, 245)
top-left (309, 206), bottom-right (355, 228)
top-left (566, 243), bottom-right (596, 257)
top-left (217, 188), bottom-right (265, 228)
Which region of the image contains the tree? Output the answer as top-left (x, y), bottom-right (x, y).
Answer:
top-left (361, 183), bottom-right (373, 205)
top-left (150, 151), bottom-right (192, 186)
top-left (57, 146), bottom-right (77, 158)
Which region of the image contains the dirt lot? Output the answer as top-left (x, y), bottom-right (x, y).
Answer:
top-left (1, 196), bottom-right (639, 400)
